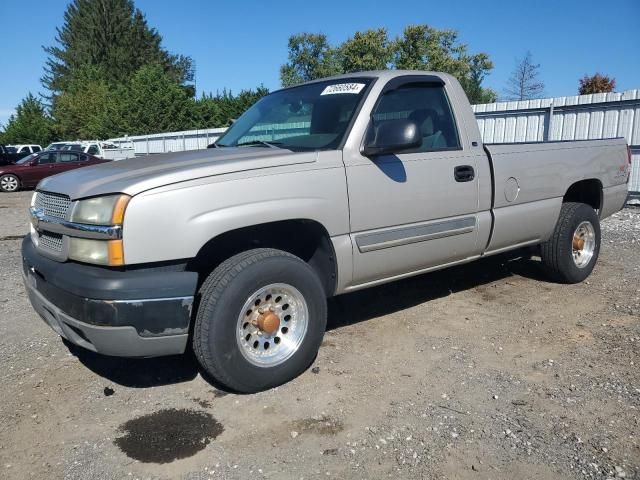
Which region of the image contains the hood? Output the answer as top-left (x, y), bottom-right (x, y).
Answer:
top-left (38, 147), bottom-right (317, 199)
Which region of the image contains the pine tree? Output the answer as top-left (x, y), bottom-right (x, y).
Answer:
top-left (42, 0), bottom-right (193, 97)
top-left (115, 64), bottom-right (194, 135)
top-left (0, 94), bottom-right (54, 146)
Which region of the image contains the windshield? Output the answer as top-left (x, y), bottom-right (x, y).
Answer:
top-left (16, 153), bottom-right (38, 164)
top-left (216, 78), bottom-right (373, 151)
top-left (63, 144), bottom-right (82, 151)
top-left (46, 143), bottom-right (66, 150)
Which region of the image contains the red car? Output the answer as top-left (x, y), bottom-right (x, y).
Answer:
top-left (0, 150), bottom-right (110, 192)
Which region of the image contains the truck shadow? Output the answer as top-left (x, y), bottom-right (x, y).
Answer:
top-left (63, 339), bottom-right (200, 388)
top-left (326, 250), bottom-right (547, 331)
top-left (65, 250), bottom-right (547, 389)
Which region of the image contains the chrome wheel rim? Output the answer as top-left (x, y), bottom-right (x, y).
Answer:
top-left (572, 221), bottom-right (596, 268)
top-left (236, 283), bottom-right (308, 367)
top-left (1, 175), bottom-right (18, 192)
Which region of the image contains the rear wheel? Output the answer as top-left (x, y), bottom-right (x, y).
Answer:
top-left (0, 174), bottom-right (19, 192)
top-left (193, 248), bottom-right (327, 393)
top-left (540, 202), bottom-right (601, 283)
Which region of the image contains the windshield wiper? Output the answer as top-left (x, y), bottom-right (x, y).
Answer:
top-left (236, 140), bottom-right (283, 148)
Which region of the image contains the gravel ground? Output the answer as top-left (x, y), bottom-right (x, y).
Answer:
top-left (0, 191), bottom-right (638, 480)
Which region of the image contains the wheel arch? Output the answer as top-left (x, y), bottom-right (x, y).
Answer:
top-left (563, 179), bottom-right (603, 213)
top-left (187, 219), bottom-right (338, 297)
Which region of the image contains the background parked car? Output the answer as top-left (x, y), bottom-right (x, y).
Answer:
top-left (8, 144), bottom-right (42, 155)
top-left (0, 150), bottom-right (110, 192)
top-left (44, 141), bottom-right (135, 160)
top-left (0, 144), bottom-right (23, 165)
top-left (1, 144), bottom-right (42, 163)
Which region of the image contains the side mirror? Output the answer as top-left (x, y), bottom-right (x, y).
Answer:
top-left (29, 160), bottom-right (38, 166)
top-left (362, 119), bottom-right (422, 157)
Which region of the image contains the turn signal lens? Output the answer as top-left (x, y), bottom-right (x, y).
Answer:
top-left (111, 195), bottom-right (130, 224)
top-left (107, 240), bottom-right (125, 266)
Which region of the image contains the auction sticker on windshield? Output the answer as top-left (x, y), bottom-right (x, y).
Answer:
top-left (321, 83), bottom-right (366, 95)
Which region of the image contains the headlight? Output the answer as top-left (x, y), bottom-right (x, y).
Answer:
top-left (68, 238), bottom-right (125, 266)
top-left (67, 194), bottom-right (129, 266)
top-left (71, 194), bottom-right (130, 225)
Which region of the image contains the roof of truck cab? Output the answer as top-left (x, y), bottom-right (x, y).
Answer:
top-left (301, 70), bottom-right (453, 84)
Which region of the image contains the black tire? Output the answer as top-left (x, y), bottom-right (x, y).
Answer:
top-left (540, 202), bottom-right (601, 284)
top-left (193, 248), bottom-right (327, 393)
top-left (0, 174), bottom-right (20, 192)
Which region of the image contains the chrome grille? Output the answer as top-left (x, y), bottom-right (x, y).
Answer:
top-left (38, 232), bottom-right (63, 253)
top-left (34, 191), bottom-right (71, 220)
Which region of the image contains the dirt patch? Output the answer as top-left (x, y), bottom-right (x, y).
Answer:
top-left (113, 408), bottom-right (224, 464)
top-left (192, 397), bottom-right (212, 408)
top-left (291, 415), bottom-right (344, 436)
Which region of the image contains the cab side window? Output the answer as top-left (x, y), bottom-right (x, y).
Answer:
top-left (87, 145), bottom-right (99, 155)
top-left (371, 83), bottom-right (461, 152)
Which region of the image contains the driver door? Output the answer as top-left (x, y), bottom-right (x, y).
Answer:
top-left (345, 81), bottom-right (484, 286)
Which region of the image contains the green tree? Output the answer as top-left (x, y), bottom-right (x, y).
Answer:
top-left (0, 94), bottom-right (54, 146)
top-left (280, 33), bottom-right (341, 87)
top-left (340, 28), bottom-right (393, 72)
top-left (42, 0), bottom-right (193, 98)
top-left (394, 25), bottom-right (495, 103)
top-left (115, 64), bottom-right (194, 135)
top-left (279, 25), bottom-right (496, 103)
top-left (459, 54), bottom-right (497, 104)
top-left (578, 73), bottom-right (616, 95)
top-left (194, 87), bottom-right (270, 128)
top-left (52, 65), bottom-right (117, 139)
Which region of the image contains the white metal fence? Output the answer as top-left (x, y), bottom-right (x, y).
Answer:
top-left (108, 89), bottom-right (640, 193)
top-left (109, 127), bottom-right (227, 155)
top-left (473, 89), bottom-right (640, 193)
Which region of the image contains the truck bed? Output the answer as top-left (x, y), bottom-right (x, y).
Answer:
top-left (483, 137), bottom-right (630, 254)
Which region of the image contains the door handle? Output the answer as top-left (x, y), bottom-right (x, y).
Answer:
top-left (454, 165), bottom-right (475, 182)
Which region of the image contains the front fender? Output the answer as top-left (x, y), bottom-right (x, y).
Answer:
top-left (122, 167), bottom-right (349, 264)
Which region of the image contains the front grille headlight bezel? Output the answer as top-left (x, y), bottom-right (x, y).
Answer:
top-left (32, 192), bottom-right (130, 267)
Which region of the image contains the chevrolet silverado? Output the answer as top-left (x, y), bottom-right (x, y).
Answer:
top-left (22, 71), bottom-right (631, 392)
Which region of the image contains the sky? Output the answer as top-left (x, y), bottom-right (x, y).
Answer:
top-left (0, 0), bottom-right (638, 126)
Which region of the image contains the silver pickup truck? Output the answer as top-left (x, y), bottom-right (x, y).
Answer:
top-left (22, 71), bottom-right (631, 392)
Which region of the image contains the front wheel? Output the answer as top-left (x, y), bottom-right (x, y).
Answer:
top-left (0, 174), bottom-right (20, 192)
top-left (540, 202), bottom-right (601, 283)
top-left (193, 248), bottom-right (327, 393)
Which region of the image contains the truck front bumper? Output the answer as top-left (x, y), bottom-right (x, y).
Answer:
top-left (21, 236), bottom-right (198, 358)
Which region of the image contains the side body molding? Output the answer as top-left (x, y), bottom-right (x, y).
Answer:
top-left (355, 217), bottom-right (476, 253)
